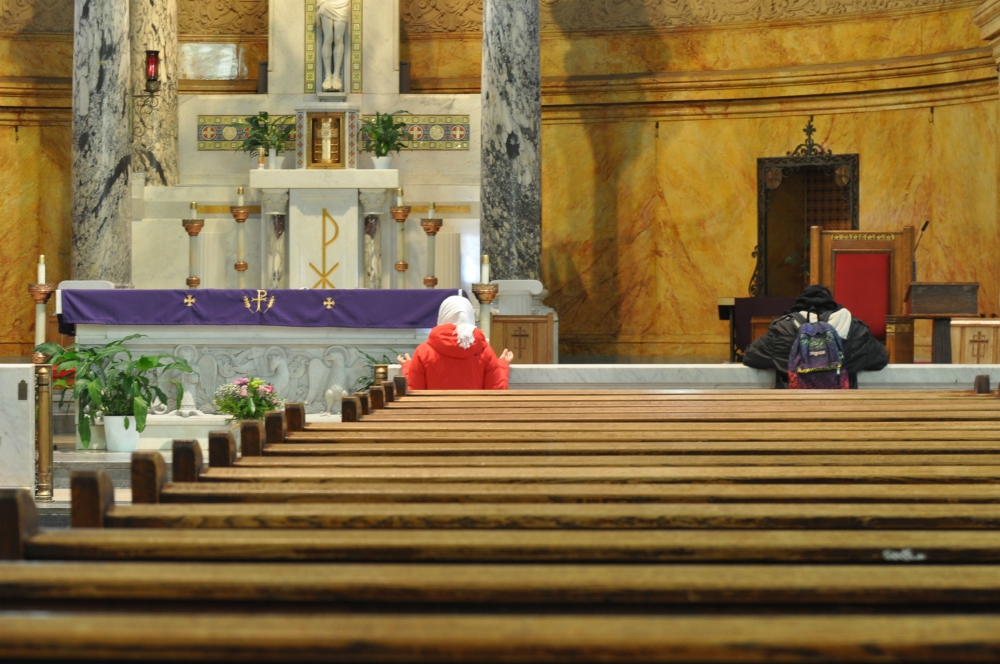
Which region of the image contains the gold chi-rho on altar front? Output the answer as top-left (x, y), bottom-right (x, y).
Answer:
top-left (243, 290), bottom-right (275, 313)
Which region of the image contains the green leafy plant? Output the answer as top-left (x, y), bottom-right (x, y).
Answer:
top-left (235, 111), bottom-right (295, 157)
top-left (354, 349), bottom-right (399, 391)
top-left (359, 111), bottom-right (410, 158)
top-left (34, 335), bottom-right (193, 449)
top-left (213, 376), bottom-right (284, 421)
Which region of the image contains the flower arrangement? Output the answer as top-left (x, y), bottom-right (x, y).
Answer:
top-left (213, 377), bottom-right (284, 420)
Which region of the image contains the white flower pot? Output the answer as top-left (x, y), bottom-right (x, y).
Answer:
top-left (103, 415), bottom-right (141, 453)
top-left (374, 155), bottom-right (393, 170)
top-left (268, 147), bottom-right (279, 169)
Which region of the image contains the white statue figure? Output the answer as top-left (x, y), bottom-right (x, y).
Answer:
top-left (316, 0), bottom-right (351, 92)
top-left (306, 347), bottom-right (349, 414)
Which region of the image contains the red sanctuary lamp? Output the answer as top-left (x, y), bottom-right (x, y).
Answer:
top-left (145, 50), bottom-right (161, 92)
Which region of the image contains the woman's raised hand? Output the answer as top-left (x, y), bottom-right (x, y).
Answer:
top-left (396, 353), bottom-right (412, 364)
top-left (500, 349), bottom-right (514, 362)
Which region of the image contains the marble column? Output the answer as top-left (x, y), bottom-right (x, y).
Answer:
top-left (480, 0), bottom-right (542, 281)
top-left (73, 0), bottom-right (132, 286)
top-left (130, 0), bottom-right (179, 185)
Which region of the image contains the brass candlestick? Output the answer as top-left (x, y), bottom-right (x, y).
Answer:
top-left (231, 193), bottom-right (251, 289)
top-left (391, 204), bottom-right (411, 280)
top-left (27, 283), bottom-right (55, 363)
top-left (471, 282), bottom-right (499, 340)
top-left (420, 217), bottom-right (443, 288)
top-left (182, 204), bottom-right (204, 288)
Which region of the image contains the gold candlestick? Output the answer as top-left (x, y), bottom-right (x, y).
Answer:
top-left (27, 283), bottom-right (55, 363)
top-left (391, 202), bottom-right (411, 279)
top-left (471, 282), bottom-right (499, 340)
top-left (182, 203), bottom-right (204, 288)
top-left (420, 216), bottom-right (443, 289)
top-left (231, 190), bottom-right (252, 289)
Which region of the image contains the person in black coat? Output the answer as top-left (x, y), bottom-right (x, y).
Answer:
top-left (742, 285), bottom-right (889, 388)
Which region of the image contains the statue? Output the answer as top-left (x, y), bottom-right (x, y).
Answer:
top-left (316, 0), bottom-right (351, 92)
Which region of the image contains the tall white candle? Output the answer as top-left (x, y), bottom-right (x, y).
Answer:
top-left (37, 255), bottom-right (45, 284)
top-left (428, 202), bottom-right (436, 218)
top-left (396, 188), bottom-right (404, 207)
top-left (481, 254), bottom-right (490, 284)
top-left (237, 186), bottom-right (244, 207)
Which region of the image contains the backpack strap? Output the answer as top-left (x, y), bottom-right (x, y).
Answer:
top-left (790, 312), bottom-right (806, 328)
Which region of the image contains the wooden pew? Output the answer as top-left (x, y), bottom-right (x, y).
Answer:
top-left (5, 611), bottom-right (1000, 662)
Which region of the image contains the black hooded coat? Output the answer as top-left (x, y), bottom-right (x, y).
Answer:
top-left (742, 285), bottom-right (889, 388)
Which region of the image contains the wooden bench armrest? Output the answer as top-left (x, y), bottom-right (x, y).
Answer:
top-left (172, 440), bottom-right (203, 483)
top-left (354, 392), bottom-right (371, 415)
top-left (209, 431), bottom-right (237, 468)
top-left (381, 381), bottom-right (396, 403)
top-left (265, 410), bottom-right (287, 446)
top-left (241, 420), bottom-right (266, 457)
top-left (369, 386), bottom-right (385, 410)
top-left (131, 452), bottom-right (167, 504)
top-left (342, 396), bottom-right (362, 423)
top-left (71, 471), bottom-right (115, 527)
top-left (285, 403), bottom-right (306, 432)
top-left (394, 375), bottom-right (408, 398)
top-left (0, 489), bottom-right (38, 560)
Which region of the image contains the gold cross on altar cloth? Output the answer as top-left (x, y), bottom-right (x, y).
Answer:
top-left (183, 295), bottom-right (196, 307)
top-left (309, 208), bottom-right (340, 288)
top-left (970, 331), bottom-right (990, 363)
top-left (323, 297), bottom-right (336, 309)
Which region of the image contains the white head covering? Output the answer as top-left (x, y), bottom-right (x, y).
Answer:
top-left (437, 295), bottom-right (477, 349)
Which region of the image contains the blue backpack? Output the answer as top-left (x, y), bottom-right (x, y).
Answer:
top-left (787, 312), bottom-right (849, 390)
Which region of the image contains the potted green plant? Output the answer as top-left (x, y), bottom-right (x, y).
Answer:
top-left (354, 349), bottom-right (400, 391)
top-left (360, 111), bottom-right (410, 169)
top-left (34, 335), bottom-right (193, 452)
top-left (236, 111), bottom-right (294, 169)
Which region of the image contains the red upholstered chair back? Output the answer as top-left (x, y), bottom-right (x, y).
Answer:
top-left (833, 253), bottom-right (891, 340)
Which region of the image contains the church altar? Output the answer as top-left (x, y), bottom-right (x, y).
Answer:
top-left (57, 288), bottom-right (458, 449)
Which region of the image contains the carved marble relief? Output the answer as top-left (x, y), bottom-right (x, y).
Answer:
top-left (177, 0), bottom-right (268, 36)
top-left (399, 0), bottom-right (964, 33)
top-left (155, 345), bottom-right (368, 415)
top-left (0, 0), bottom-right (72, 33)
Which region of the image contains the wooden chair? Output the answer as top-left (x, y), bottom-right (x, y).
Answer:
top-left (809, 225), bottom-right (915, 363)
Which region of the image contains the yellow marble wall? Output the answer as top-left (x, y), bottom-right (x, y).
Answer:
top-left (543, 106), bottom-right (999, 361)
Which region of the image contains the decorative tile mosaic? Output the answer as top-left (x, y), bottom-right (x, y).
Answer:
top-left (196, 115), bottom-right (296, 151)
top-left (362, 114), bottom-right (471, 151)
top-left (305, 0), bottom-right (363, 94)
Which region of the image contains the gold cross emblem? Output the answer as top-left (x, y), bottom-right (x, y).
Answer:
top-left (323, 297), bottom-right (336, 309)
top-left (183, 295), bottom-right (196, 307)
top-left (309, 208), bottom-right (340, 288)
top-left (243, 289), bottom-right (275, 313)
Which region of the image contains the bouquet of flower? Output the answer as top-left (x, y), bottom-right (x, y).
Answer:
top-left (214, 377), bottom-right (284, 420)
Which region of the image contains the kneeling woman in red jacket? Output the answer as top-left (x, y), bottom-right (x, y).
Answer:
top-left (398, 295), bottom-right (513, 390)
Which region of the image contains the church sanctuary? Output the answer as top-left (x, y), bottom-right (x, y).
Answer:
top-left (8, 0), bottom-right (1000, 659)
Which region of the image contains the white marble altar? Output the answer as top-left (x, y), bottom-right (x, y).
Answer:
top-left (0, 366), bottom-right (35, 490)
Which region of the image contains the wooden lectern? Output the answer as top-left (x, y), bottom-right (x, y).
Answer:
top-left (490, 314), bottom-right (555, 364)
top-left (906, 283), bottom-right (979, 363)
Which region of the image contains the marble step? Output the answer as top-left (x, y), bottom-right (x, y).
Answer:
top-left (53, 451), bottom-right (173, 489)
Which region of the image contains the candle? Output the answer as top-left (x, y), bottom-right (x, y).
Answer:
top-left (396, 188), bottom-right (404, 207)
top-left (237, 186), bottom-right (244, 207)
top-left (190, 201), bottom-right (198, 219)
top-left (37, 255), bottom-right (45, 284)
top-left (481, 254), bottom-right (490, 284)
top-left (428, 202), bottom-right (436, 218)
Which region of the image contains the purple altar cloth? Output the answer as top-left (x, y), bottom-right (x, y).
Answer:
top-left (61, 289), bottom-right (463, 328)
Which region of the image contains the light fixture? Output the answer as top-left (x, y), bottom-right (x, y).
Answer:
top-left (145, 50), bottom-right (161, 93)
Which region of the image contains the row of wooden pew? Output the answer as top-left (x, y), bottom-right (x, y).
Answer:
top-left (3, 379), bottom-right (1000, 661)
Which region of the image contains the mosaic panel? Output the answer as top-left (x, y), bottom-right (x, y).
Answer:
top-left (362, 114), bottom-right (471, 151)
top-left (196, 115), bottom-right (296, 151)
top-left (305, 0), bottom-right (363, 94)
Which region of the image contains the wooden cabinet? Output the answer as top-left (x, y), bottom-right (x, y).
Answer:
top-left (490, 314), bottom-right (555, 364)
top-left (951, 319), bottom-right (1000, 364)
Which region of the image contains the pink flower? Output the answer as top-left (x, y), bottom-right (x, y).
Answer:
top-left (233, 378), bottom-right (249, 386)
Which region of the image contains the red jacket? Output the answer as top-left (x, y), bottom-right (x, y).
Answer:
top-left (402, 324), bottom-right (509, 390)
